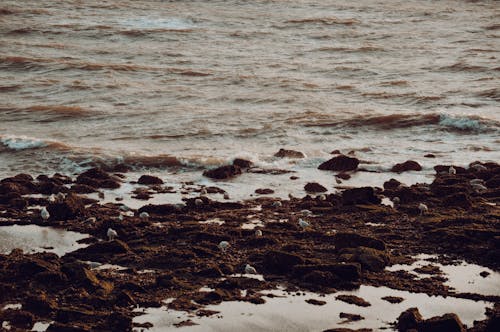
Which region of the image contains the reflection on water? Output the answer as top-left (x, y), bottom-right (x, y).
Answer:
top-left (0, 224), bottom-right (89, 256)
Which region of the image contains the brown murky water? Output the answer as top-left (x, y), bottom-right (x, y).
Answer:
top-left (0, 0), bottom-right (498, 188)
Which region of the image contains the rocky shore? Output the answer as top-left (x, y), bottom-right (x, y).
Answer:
top-left (0, 156), bottom-right (498, 331)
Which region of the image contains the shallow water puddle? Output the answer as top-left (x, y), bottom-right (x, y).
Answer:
top-left (387, 254), bottom-right (500, 296)
top-left (0, 225), bottom-right (89, 256)
top-left (132, 285), bottom-right (492, 332)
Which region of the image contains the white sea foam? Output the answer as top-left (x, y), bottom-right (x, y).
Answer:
top-left (0, 135), bottom-right (48, 150)
top-left (438, 114), bottom-right (484, 131)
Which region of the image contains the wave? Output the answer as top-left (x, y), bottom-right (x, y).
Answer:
top-left (0, 135), bottom-right (70, 151)
top-left (299, 113), bottom-right (499, 133)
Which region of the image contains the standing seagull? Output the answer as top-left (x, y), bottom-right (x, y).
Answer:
top-left (245, 264), bottom-right (257, 274)
top-left (107, 228), bottom-right (118, 241)
top-left (41, 207), bottom-right (50, 222)
top-left (449, 166), bottom-right (456, 175)
top-left (255, 229), bottom-right (263, 237)
top-left (418, 203), bottom-right (428, 215)
top-left (298, 218), bottom-right (310, 230)
top-left (139, 212), bottom-right (150, 220)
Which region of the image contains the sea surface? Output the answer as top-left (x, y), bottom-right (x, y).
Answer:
top-left (0, 0), bottom-right (499, 197)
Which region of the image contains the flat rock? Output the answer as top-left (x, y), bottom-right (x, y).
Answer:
top-left (304, 182), bottom-right (327, 193)
top-left (137, 175), bottom-right (164, 185)
top-left (342, 187), bottom-right (381, 205)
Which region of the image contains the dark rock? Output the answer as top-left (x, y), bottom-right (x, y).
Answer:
top-left (339, 312), bottom-right (364, 322)
top-left (335, 295), bottom-right (371, 307)
top-left (46, 322), bottom-right (91, 332)
top-left (255, 188), bottom-right (275, 195)
top-left (24, 292), bottom-right (57, 315)
top-left (263, 250), bottom-right (305, 274)
top-left (306, 299), bottom-right (327, 305)
top-left (384, 178), bottom-right (402, 190)
top-left (339, 247), bottom-right (390, 272)
top-left (61, 262), bottom-right (113, 292)
top-left (443, 193), bottom-right (472, 209)
top-left (381, 296), bottom-right (404, 304)
top-left (334, 232), bottom-right (386, 251)
top-left (5, 310), bottom-right (34, 329)
top-left (70, 184), bottom-right (96, 194)
top-left (417, 313), bottom-right (465, 332)
top-left (304, 182), bottom-right (327, 193)
top-left (424, 154), bottom-right (436, 158)
top-left (342, 187), bottom-right (381, 205)
top-left (391, 160), bottom-right (422, 173)
top-left (294, 263), bottom-right (361, 281)
top-left (139, 203), bottom-right (179, 215)
top-left (233, 158), bottom-right (253, 168)
top-left (71, 240), bottom-right (131, 256)
top-left (76, 168), bottom-right (121, 189)
top-left (336, 172), bottom-right (351, 180)
top-left (203, 165), bottom-right (242, 179)
top-left (115, 290), bottom-right (135, 307)
top-left (274, 148), bottom-right (305, 159)
top-left (397, 307), bottom-right (423, 332)
top-left (138, 175), bottom-right (164, 185)
top-left (318, 155), bottom-right (359, 172)
top-left (103, 312), bottom-right (132, 332)
top-left (47, 193), bottom-right (85, 220)
top-left (434, 165), bottom-right (467, 174)
top-left (330, 150), bottom-right (341, 154)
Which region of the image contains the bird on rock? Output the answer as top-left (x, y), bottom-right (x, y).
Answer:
top-left (41, 207), bottom-right (50, 222)
top-left (418, 203), bottom-right (428, 215)
top-left (139, 211), bottom-right (150, 220)
top-left (245, 264), bottom-right (257, 274)
top-left (298, 218), bottom-right (310, 230)
top-left (107, 228), bottom-right (118, 241)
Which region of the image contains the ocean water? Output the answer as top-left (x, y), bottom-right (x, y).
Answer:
top-left (0, 0), bottom-right (498, 194)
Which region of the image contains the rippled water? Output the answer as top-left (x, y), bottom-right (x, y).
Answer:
top-left (0, 0), bottom-right (498, 184)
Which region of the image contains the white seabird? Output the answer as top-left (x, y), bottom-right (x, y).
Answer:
top-left (271, 201), bottom-right (282, 208)
top-left (298, 218), bottom-right (310, 230)
top-left (41, 207), bottom-right (50, 222)
top-left (107, 228), bottom-right (118, 241)
top-left (392, 197), bottom-right (401, 205)
top-left (418, 203), bottom-right (428, 215)
top-left (218, 241), bottom-right (230, 252)
top-left (139, 211), bottom-right (150, 220)
top-left (245, 264), bottom-right (257, 274)
top-left (449, 166), bottom-right (456, 175)
top-left (195, 198), bottom-right (204, 206)
top-left (255, 229), bottom-right (263, 237)
top-left (471, 164), bottom-right (487, 172)
top-left (471, 183), bottom-right (487, 193)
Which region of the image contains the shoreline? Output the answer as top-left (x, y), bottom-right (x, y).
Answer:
top-left (0, 157), bottom-right (499, 331)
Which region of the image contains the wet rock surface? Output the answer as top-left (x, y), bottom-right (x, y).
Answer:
top-left (0, 162), bottom-right (498, 331)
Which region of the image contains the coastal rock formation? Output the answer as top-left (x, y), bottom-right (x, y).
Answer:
top-left (203, 165), bottom-right (242, 179)
top-left (318, 155), bottom-right (359, 172)
top-left (137, 175), bottom-right (163, 185)
top-left (274, 148), bottom-right (305, 159)
top-left (391, 160), bottom-right (422, 173)
top-left (304, 182), bottom-right (327, 193)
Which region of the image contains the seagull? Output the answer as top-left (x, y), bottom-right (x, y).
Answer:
top-left (41, 207), bottom-right (50, 222)
top-left (174, 203), bottom-right (185, 211)
top-left (107, 228), bottom-right (118, 241)
top-left (200, 188), bottom-right (208, 195)
top-left (139, 211), bottom-right (150, 220)
top-left (271, 201), bottom-right (282, 208)
top-left (117, 214), bottom-right (124, 221)
top-left (195, 198), bottom-right (204, 206)
top-left (418, 203), bottom-right (428, 215)
top-left (48, 194), bottom-right (56, 203)
top-left (298, 218), bottom-right (310, 230)
top-left (318, 194), bottom-right (326, 201)
top-left (218, 241), bottom-right (230, 252)
top-left (56, 192), bottom-right (65, 202)
top-left (448, 166), bottom-right (456, 175)
top-left (255, 229), bottom-right (263, 237)
top-left (245, 264), bottom-right (257, 274)
top-left (392, 197), bottom-right (401, 205)
top-left (86, 217), bottom-right (96, 223)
